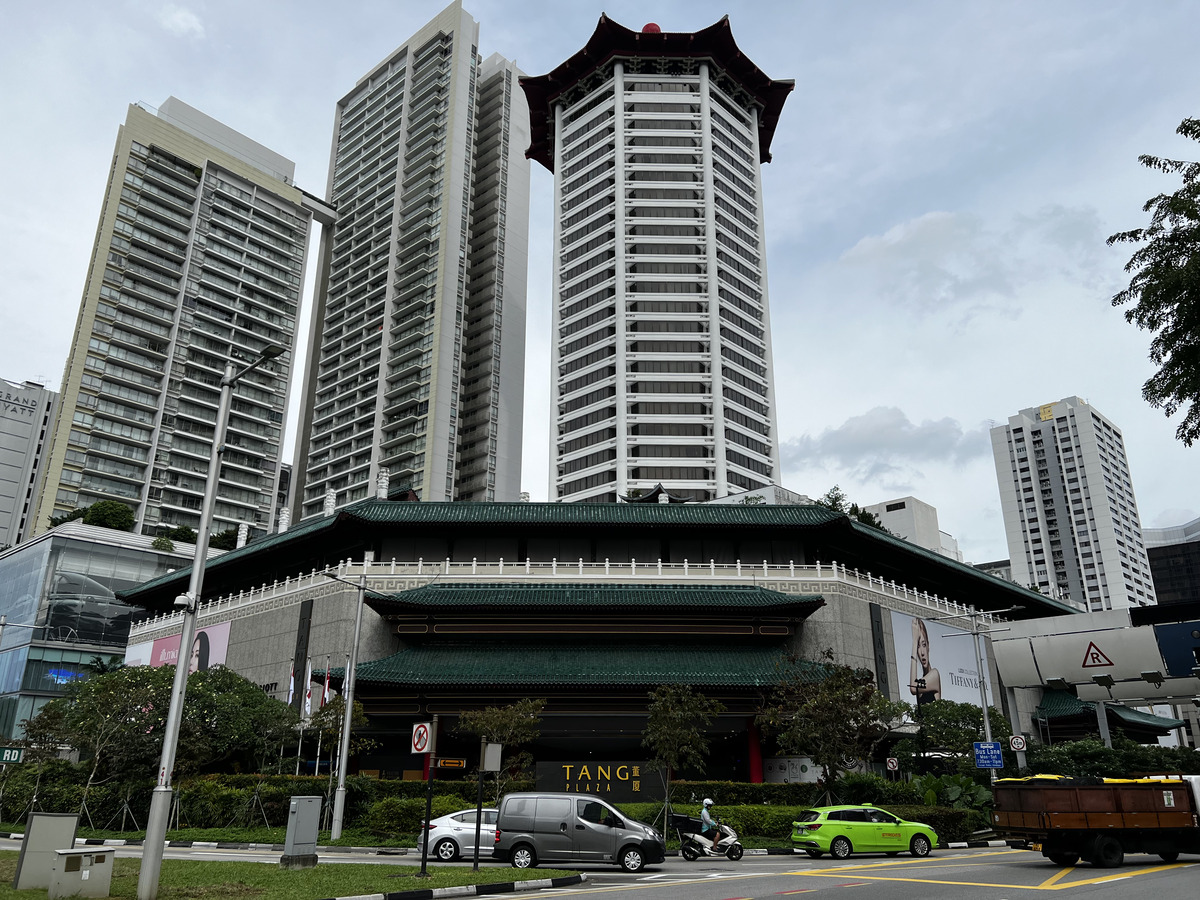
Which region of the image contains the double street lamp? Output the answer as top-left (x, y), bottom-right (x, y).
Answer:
top-left (137, 345), bottom-right (283, 900)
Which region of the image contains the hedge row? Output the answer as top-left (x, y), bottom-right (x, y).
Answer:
top-left (0, 766), bottom-right (971, 841)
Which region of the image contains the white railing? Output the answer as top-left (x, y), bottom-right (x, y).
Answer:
top-left (129, 557), bottom-right (1007, 639)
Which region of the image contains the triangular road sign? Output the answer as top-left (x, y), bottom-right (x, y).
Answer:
top-left (1081, 641), bottom-right (1114, 668)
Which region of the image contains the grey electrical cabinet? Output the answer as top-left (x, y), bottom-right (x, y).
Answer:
top-left (280, 795), bottom-right (322, 869)
top-left (48, 849), bottom-right (113, 898)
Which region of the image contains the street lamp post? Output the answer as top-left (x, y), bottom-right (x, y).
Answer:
top-left (323, 551), bottom-right (373, 840)
top-left (137, 346), bottom-right (282, 900)
top-left (931, 606), bottom-right (1019, 785)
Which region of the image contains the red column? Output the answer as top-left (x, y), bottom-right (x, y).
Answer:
top-left (747, 718), bottom-right (763, 783)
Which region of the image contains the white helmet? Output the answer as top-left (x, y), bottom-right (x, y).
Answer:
top-left (703, 798), bottom-right (714, 808)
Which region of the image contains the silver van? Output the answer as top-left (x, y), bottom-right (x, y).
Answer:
top-left (492, 792), bottom-right (666, 872)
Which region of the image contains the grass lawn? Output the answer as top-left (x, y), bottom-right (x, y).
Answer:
top-left (0, 851), bottom-right (576, 899)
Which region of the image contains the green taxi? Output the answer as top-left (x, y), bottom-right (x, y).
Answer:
top-left (792, 804), bottom-right (938, 859)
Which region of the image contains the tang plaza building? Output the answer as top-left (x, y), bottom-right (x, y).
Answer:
top-left (113, 13), bottom-right (1197, 783)
top-left (121, 491), bottom-right (1101, 781)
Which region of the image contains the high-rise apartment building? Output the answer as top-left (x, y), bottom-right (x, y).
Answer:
top-left (30, 98), bottom-right (329, 539)
top-left (990, 396), bottom-right (1157, 609)
top-left (1, 378), bottom-right (58, 546)
top-left (292, 1), bottom-right (529, 517)
top-left (522, 17), bottom-right (792, 502)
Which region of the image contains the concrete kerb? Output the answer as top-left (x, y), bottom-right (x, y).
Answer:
top-left (314, 873), bottom-right (588, 900)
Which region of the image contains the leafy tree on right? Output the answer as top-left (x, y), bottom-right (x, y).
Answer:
top-left (1108, 117), bottom-right (1200, 446)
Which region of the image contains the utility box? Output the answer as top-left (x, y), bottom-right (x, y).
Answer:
top-left (280, 795), bottom-right (322, 870)
top-left (48, 849), bottom-right (112, 898)
top-left (13, 812), bottom-right (79, 890)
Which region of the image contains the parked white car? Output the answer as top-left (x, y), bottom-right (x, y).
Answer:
top-left (417, 808), bottom-right (499, 862)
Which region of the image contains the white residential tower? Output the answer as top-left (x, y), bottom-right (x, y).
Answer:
top-left (522, 17), bottom-right (792, 502)
top-left (990, 396), bottom-right (1156, 609)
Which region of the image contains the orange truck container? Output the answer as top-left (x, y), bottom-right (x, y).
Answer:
top-left (993, 775), bottom-right (1200, 867)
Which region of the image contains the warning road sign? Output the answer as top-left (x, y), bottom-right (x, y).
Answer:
top-left (1081, 641), bottom-right (1114, 668)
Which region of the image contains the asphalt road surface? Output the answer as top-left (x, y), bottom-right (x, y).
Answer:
top-left (4, 840), bottom-right (1197, 898)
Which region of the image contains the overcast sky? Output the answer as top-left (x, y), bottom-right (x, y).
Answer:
top-left (2, 1), bottom-right (1197, 563)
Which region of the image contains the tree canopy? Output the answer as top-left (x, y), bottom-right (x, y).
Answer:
top-left (816, 486), bottom-right (889, 531)
top-left (81, 501), bottom-right (135, 531)
top-left (891, 698), bottom-right (1012, 776)
top-left (756, 650), bottom-right (910, 783)
top-left (23, 664), bottom-right (298, 785)
top-left (455, 698), bottom-right (545, 802)
top-left (642, 684), bottom-right (725, 781)
top-left (1108, 117), bottom-right (1200, 446)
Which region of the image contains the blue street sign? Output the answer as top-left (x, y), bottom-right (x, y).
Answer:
top-left (973, 741), bottom-right (1003, 769)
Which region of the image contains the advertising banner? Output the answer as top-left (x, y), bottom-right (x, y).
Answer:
top-left (123, 620), bottom-right (231, 672)
top-left (891, 610), bottom-right (991, 708)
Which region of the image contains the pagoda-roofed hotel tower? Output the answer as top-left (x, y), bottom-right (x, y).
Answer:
top-left (523, 18), bottom-right (792, 502)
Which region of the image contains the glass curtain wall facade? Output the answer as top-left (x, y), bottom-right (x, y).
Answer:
top-left (292, 1), bottom-right (529, 517)
top-left (0, 524), bottom-right (193, 737)
top-left (30, 99), bottom-right (324, 540)
top-left (525, 19), bottom-right (790, 503)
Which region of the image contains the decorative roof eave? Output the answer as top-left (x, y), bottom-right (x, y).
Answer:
top-left (362, 582), bottom-right (825, 615)
top-left (116, 499), bottom-right (845, 609)
top-left (845, 519), bottom-right (1078, 617)
top-left (520, 15), bottom-right (794, 171)
top-left (619, 482), bottom-right (692, 503)
top-left (338, 642), bottom-right (829, 689)
top-left (1035, 689), bottom-right (1185, 732)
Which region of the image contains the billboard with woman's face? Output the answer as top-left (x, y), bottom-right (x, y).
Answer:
top-left (123, 620), bottom-right (230, 672)
top-left (891, 611), bottom-right (992, 708)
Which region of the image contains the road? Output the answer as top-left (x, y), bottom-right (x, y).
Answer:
top-left (4, 840), bottom-right (1197, 898)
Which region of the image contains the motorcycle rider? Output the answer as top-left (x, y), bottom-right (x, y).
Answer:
top-left (700, 798), bottom-right (718, 853)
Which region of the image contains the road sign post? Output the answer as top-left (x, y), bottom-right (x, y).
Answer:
top-left (418, 715), bottom-right (437, 878)
top-left (1008, 734), bottom-right (1028, 770)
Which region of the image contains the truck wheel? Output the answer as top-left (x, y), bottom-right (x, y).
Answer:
top-left (1089, 836), bottom-right (1123, 868)
top-left (1158, 851), bottom-right (1179, 862)
top-left (1045, 852), bottom-right (1079, 866)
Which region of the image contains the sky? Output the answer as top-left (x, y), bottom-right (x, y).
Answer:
top-left (2, 0), bottom-right (1197, 564)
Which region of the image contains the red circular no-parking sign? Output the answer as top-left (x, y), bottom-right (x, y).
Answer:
top-left (412, 722), bottom-right (430, 753)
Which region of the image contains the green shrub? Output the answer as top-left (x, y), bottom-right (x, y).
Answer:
top-left (839, 773), bottom-right (922, 805)
top-left (879, 805), bottom-right (973, 843)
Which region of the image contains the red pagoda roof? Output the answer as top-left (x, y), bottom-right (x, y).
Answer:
top-left (520, 15), bottom-right (794, 171)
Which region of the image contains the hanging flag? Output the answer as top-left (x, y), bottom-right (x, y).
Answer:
top-left (304, 658), bottom-right (313, 719)
top-left (286, 662), bottom-right (295, 705)
top-left (321, 655), bottom-right (331, 708)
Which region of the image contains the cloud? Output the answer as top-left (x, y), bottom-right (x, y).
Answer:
top-left (781, 406), bottom-right (991, 483)
top-left (156, 5), bottom-right (205, 38)
top-left (799, 204), bottom-right (1111, 329)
